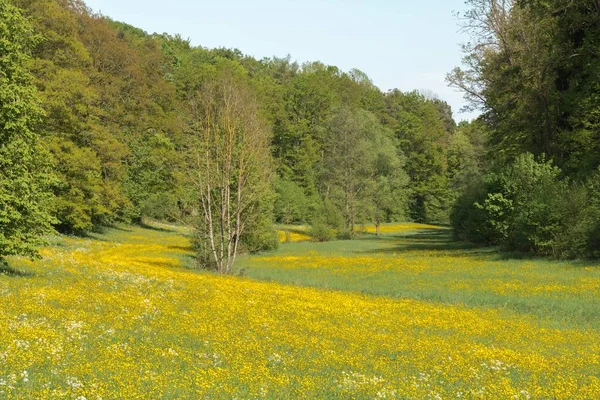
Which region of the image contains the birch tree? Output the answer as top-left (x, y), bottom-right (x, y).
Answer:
top-left (190, 68), bottom-right (273, 274)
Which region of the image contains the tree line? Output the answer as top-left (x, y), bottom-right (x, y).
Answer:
top-left (6, 0), bottom-right (596, 270)
top-left (448, 0), bottom-right (600, 258)
top-left (2, 0), bottom-right (471, 270)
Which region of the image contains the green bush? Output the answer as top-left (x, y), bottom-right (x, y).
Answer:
top-left (500, 154), bottom-right (564, 253)
top-left (452, 155), bottom-right (600, 259)
top-left (309, 223), bottom-right (334, 242)
top-left (451, 180), bottom-right (496, 244)
top-left (274, 179), bottom-right (310, 224)
top-left (141, 192), bottom-right (181, 222)
top-left (241, 224), bottom-right (279, 254)
top-left (336, 230), bottom-right (353, 240)
top-left (551, 169), bottom-right (600, 258)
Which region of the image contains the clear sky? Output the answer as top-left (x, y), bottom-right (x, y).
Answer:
top-left (83, 0), bottom-right (478, 121)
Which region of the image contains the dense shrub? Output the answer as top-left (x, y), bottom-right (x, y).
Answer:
top-left (309, 223), bottom-right (334, 242)
top-left (336, 230), bottom-right (354, 240)
top-left (193, 219), bottom-right (278, 271)
top-left (552, 169), bottom-right (600, 258)
top-left (450, 179), bottom-right (493, 244)
top-left (140, 192), bottom-right (181, 222)
top-left (452, 155), bottom-right (600, 259)
top-left (274, 179), bottom-right (310, 224)
top-left (240, 222), bottom-right (279, 254)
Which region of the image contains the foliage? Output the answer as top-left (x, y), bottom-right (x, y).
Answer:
top-left (321, 107), bottom-right (411, 235)
top-left (449, 1), bottom-right (600, 258)
top-left (3, 0), bottom-right (463, 260)
top-left (383, 90), bottom-right (454, 223)
top-left (0, 0), bottom-right (55, 262)
top-left (13, 0), bottom-right (183, 233)
top-left (188, 65), bottom-right (274, 273)
top-left (273, 178), bottom-right (310, 224)
top-left (449, 0), bottom-right (600, 173)
top-left (308, 222), bottom-right (334, 242)
top-left (453, 154), bottom-right (600, 258)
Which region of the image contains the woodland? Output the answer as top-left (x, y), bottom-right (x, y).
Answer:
top-left (2, 0), bottom-right (600, 269)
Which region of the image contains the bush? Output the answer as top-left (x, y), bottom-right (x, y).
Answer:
top-left (141, 192), bottom-right (181, 222)
top-left (451, 179), bottom-right (495, 244)
top-left (336, 230), bottom-right (353, 240)
top-left (452, 155), bottom-right (600, 259)
top-left (551, 169), bottom-right (600, 258)
top-left (193, 221), bottom-right (278, 271)
top-left (274, 179), bottom-right (310, 224)
top-left (309, 223), bottom-right (334, 242)
top-left (503, 154), bottom-right (565, 252)
top-left (241, 224), bottom-right (279, 254)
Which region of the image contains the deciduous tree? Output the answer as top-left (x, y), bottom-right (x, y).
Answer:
top-left (0, 0), bottom-right (55, 262)
top-left (189, 66), bottom-right (273, 274)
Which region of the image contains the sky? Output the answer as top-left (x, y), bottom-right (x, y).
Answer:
top-left (83, 0), bottom-right (478, 121)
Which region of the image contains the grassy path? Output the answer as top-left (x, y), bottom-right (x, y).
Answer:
top-left (0, 223), bottom-right (598, 398)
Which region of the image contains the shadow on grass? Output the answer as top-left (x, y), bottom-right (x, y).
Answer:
top-left (359, 230), bottom-right (478, 254)
top-left (490, 251), bottom-right (600, 266)
top-left (277, 227), bottom-right (310, 236)
top-left (143, 254), bottom-right (199, 271)
top-left (0, 263), bottom-right (36, 277)
top-left (144, 260), bottom-right (181, 269)
top-left (135, 221), bottom-right (174, 233)
top-left (168, 245), bottom-right (194, 252)
top-left (80, 233), bottom-right (110, 243)
top-left (490, 251), bottom-right (548, 261)
top-left (54, 225), bottom-right (112, 241)
top-left (104, 225), bottom-right (133, 233)
top-left (361, 229), bottom-right (600, 265)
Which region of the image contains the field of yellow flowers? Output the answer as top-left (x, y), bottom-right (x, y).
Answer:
top-left (1, 222), bottom-right (599, 398)
top-left (276, 226), bottom-right (311, 243)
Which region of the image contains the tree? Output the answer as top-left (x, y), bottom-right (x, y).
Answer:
top-left (274, 178), bottom-right (310, 224)
top-left (5, 0), bottom-right (460, 241)
top-left (383, 90), bottom-right (453, 223)
top-left (448, 0), bottom-right (600, 175)
top-left (0, 0), bottom-right (55, 263)
top-left (369, 147), bottom-right (409, 235)
top-left (322, 108), bottom-right (406, 235)
top-left (189, 65), bottom-right (273, 274)
top-left (273, 68), bottom-right (337, 195)
top-left (447, 120), bottom-right (487, 192)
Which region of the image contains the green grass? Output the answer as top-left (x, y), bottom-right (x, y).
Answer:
top-left (240, 224), bottom-right (600, 329)
top-left (2, 221), bottom-right (599, 398)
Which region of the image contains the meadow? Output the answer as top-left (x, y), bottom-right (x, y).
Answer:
top-left (1, 222), bottom-right (599, 398)
top-left (247, 223), bottom-right (600, 330)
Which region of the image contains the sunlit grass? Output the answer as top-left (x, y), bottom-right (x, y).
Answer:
top-left (276, 225), bottom-right (311, 243)
top-left (0, 222), bottom-right (598, 398)
top-left (362, 222), bottom-right (446, 234)
top-left (243, 223), bottom-right (600, 329)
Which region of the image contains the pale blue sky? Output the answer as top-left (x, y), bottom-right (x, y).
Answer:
top-left (84, 0), bottom-right (477, 121)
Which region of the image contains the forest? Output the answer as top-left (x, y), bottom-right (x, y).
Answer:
top-left (2, 0), bottom-right (600, 269)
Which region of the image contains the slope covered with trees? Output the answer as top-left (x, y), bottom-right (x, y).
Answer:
top-left (0, 0), bottom-right (55, 264)
top-left (5, 0), bottom-right (599, 264)
top-left (2, 0), bottom-right (466, 268)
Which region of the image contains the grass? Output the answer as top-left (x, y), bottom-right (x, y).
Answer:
top-left (242, 224), bottom-right (600, 330)
top-left (275, 225), bottom-right (312, 243)
top-left (1, 222), bottom-right (599, 398)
